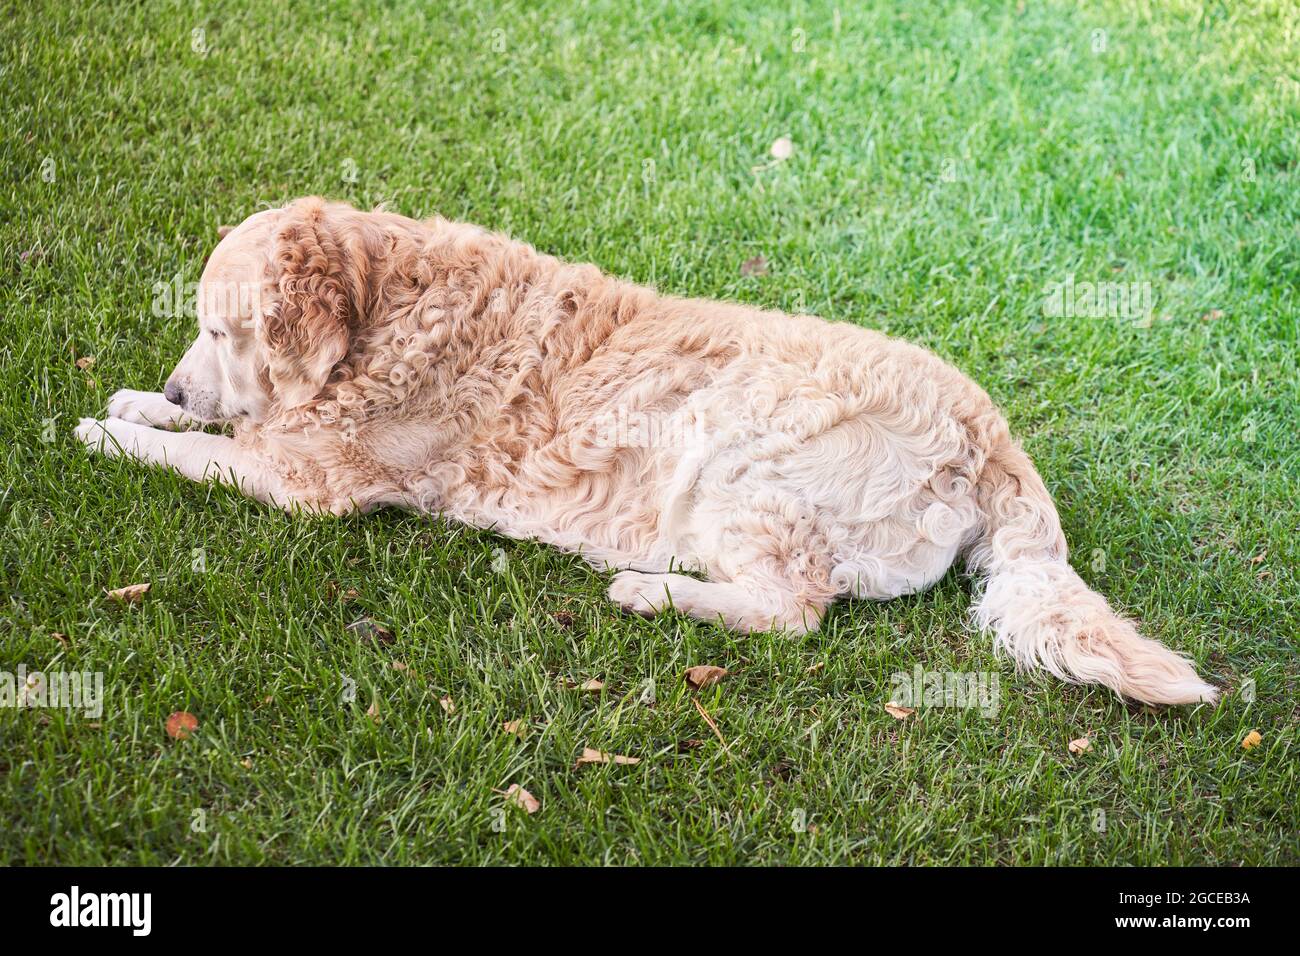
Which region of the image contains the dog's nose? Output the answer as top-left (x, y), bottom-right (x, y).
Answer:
top-left (164, 381), bottom-right (186, 407)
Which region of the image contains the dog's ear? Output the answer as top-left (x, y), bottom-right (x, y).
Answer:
top-left (260, 201), bottom-right (354, 409)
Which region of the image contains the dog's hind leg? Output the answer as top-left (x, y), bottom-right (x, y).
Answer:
top-left (608, 569), bottom-right (829, 635)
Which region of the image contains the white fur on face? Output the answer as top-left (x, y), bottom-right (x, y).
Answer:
top-left (165, 210), bottom-right (279, 422)
top-left (166, 319), bottom-right (264, 422)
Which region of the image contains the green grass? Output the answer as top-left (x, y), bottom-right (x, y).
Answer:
top-left (2, 0), bottom-right (1297, 865)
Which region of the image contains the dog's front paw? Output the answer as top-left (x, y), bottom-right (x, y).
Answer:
top-left (608, 570), bottom-right (661, 618)
top-left (106, 389), bottom-right (187, 428)
top-left (75, 417), bottom-right (136, 458)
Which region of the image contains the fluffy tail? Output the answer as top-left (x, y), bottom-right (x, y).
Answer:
top-left (967, 443), bottom-right (1216, 705)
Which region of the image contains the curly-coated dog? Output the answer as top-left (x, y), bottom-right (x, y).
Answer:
top-left (78, 197), bottom-right (1217, 705)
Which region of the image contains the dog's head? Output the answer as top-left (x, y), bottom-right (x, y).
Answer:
top-left (164, 198), bottom-right (373, 422)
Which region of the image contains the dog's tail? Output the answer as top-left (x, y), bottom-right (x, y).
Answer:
top-left (966, 440), bottom-right (1216, 705)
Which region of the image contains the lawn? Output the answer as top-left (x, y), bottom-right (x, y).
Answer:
top-left (1, 0), bottom-right (1297, 866)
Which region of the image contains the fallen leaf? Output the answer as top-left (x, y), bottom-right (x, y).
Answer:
top-left (740, 255), bottom-right (768, 277)
top-left (502, 784), bottom-right (540, 814)
top-left (502, 719), bottom-right (527, 738)
top-left (240, 758), bottom-right (253, 769)
top-left (1068, 737), bottom-right (1091, 755)
top-left (1250, 552), bottom-right (1266, 565)
top-left (439, 695), bottom-right (456, 714)
top-left (391, 661), bottom-right (409, 673)
top-left (767, 758), bottom-right (796, 782)
top-left (106, 582), bottom-right (150, 604)
top-left (677, 738), bottom-right (705, 752)
top-left (577, 747), bottom-right (640, 767)
top-left (51, 632), bottom-right (68, 646)
top-left (166, 711), bottom-right (198, 740)
top-left (578, 678), bottom-right (605, 693)
top-left (347, 616), bottom-right (393, 645)
top-left (806, 661), bottom-right (824, 674)
top-left (884, 701), bottom-right (916, 720)
top-left (326, 582), bottom-right (361, 603)
top-left (366, 699), bottom-right (381, 723)
top-left (684, 664), bottom-right (728, 689)
top-left (1200, 308), bottom-right (1224, 322)
top-left (75, 356), bottom-right (95, 370)
top-left (1241, 729), bottom-right (1262, 750)
top-left (770, 136), bottom-right (794, 160)
top-left (552, 611), bottom-right (575, 629)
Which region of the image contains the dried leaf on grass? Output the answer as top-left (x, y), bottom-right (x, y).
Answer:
top-left (684, 664), bottom-right (728, 689)
top-left (166, 711), bottom-right (198, 740)
top-left (106, 582), bottom-right (150, 603)
top-left (576, 747), bottom-right (640, 767)
top-left (347, 617), bottom-right (394, 645)
top-left (501, 784), bottom-right (540, 814)
top-left (884, 701), bottom-right (915, 720)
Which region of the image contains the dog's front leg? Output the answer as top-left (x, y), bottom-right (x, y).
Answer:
top-left (105, 389), bottom-right (203, 430)
top-left (76, 417), bottom-right (296, 508)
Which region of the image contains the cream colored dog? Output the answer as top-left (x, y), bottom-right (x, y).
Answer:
top-left (78, 198), bottom-right (1217, 705)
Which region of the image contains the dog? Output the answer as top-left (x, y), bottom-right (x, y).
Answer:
top-left (78, 197), bottom-right (1217, 706)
